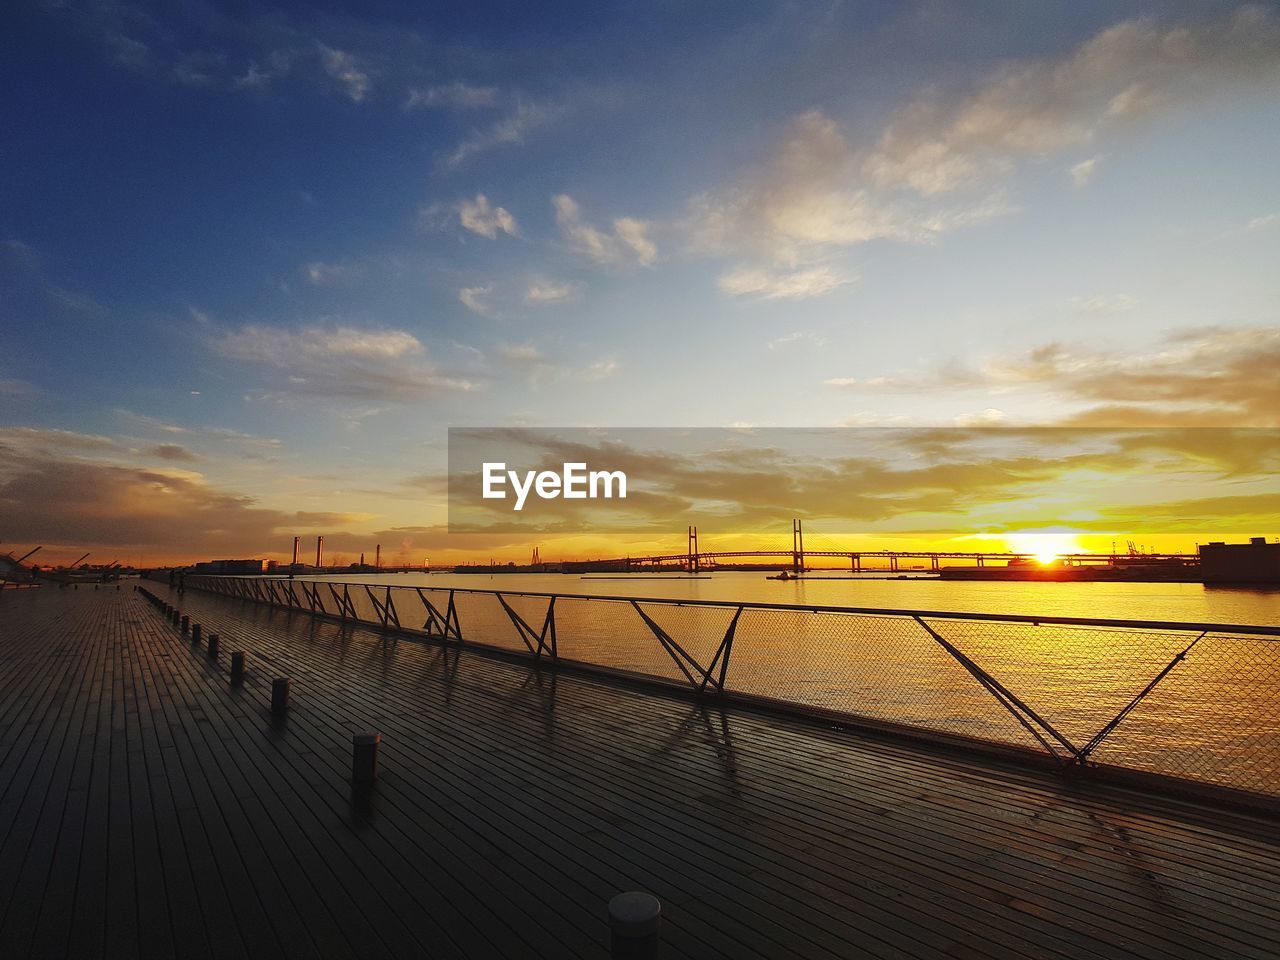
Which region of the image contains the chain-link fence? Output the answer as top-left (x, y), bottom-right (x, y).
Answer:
top-left (182, 575), bottom-right (1280, 803)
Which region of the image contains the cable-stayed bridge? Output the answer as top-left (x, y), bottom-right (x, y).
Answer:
top-left (589, 521), bottom-right (1197, 573)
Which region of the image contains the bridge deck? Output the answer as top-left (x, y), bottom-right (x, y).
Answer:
top-left (1, 585), bottom-right (1277, 959)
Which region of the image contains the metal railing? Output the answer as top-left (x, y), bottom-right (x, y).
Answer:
top-left (181, 574), bottom-right (1280, 807)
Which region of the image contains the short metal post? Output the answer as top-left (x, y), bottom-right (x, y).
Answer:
top-left (172, 609), bottom-right (180, 626)
top-left (181, 615), bottom-right (189, 633)
top-left (230, 651), bottom-right (246, 685)
top-left (191, 623), bottom-right (202, 645)
top-left (353, 732), bottom-right (380, 785)
top-left (207, 633), bottom-right (219, 659)
top-left (609, 892), bottom-right (661, 958)
top-left (271, 678), bottom-right (290, 717)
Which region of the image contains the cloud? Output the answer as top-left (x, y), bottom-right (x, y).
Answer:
top-left (524, 279), bottom-right (580, 304)
top-left (0, 426), bottom-right (118, 453)
top-left (1069, 155), bottom-right (1101, 187)
top-left (582, 358), bottom-right (619, 382)
top-left (405, 82), bottom-right (498, 110)
top-left (553, 195), bottom-right (657, 266)
top-left (953, 409), bottom-right (1007, 427)
top-left (458, 284), bottom-right (496, 316)
top-left (497, 342), bottom-right (544, 366)
top-left (443, 99), bottom-right (558, 168)
top-left (0, 448), bottom-right (374, 557)
top-left (688, 110), bottom-right (1012, 266)
top-left (865, 7), bottom-right (1280, 196)
top-left (1068, 293), bottom-right (1138, 314)
top-left (828, 326), bottom-right (1280, 427)
top-left (113, 410), bottom-right (187, 434)
top-left (491, 344), bottom-right (617, 386)
top-left (688, 7), bottom-right (1280, 272)
top-left (0, 377), bottom-right (34, 396)
top-left (317, 45), bottom-right (370, 102)
top-left (304, 261), bottom-right (363, 285)
top-left (447, 426), bottom-right (1280, 535)
top-left (214, 324), bottom-right (473, 401)
top-left (147, 444), bottom-right (201, 462)
top-left (719, 264), bottom-right (851, 300)
top-left (457, 194), bottom-right (519, 239)
top-left (768, 331), bottom-right (828, 350)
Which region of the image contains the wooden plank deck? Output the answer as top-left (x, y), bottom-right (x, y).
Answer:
top-left (1, 585), bottom-right (1278, 959)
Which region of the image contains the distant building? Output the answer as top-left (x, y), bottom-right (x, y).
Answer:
top-left (192, 559), bottom-right (268, 575)
top-left (1198, 538), bottom-right (1280, 584)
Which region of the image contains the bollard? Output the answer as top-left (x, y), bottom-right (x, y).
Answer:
top-left (192, 623), bottom-right (202, 645)
top-left (171, 610), bottom-right (180, 626)
top-left (230, 651), bottom-right (246, 685)
top-left (181, 615), bottom-right (190, 633)
top-left (352, 732), bottom-right (381, 786)
top-left (271, 678), bottom-right (290, 717)
top-left (207, 633), bottom-right (219, 659)
top-left (608, 892), bottom-right (662, 959)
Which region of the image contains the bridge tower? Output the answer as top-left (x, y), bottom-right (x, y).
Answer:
top-left (792, 519), bottom-right (806, 574)
top-left (687, 526), bottom-right (700, 573)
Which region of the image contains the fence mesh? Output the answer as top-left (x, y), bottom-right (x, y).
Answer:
top-left (183, 576), bottom-right (1280, 800)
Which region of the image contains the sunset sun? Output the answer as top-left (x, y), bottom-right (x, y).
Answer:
top-left (1005, 533), bottom-right (1084, 565)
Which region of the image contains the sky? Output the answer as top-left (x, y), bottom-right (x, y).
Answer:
top-left (1, 0), bottom-right (1279, 566)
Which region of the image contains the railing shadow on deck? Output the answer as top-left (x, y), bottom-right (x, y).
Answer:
top-left (167, 573), bottom-right (1280, 816)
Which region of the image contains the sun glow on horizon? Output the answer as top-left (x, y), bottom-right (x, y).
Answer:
top-left (1004, 532), bottom-right (1085, 565)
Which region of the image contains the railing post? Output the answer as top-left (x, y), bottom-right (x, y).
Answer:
top-left (271, 678), bottom-right (290, 717)
top-left (609, 892), bottom-right (661, 958)
top-left (353, 732), bottom-right (381, 785)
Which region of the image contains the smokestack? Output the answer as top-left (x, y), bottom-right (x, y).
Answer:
top-left (292, 536), bottom-right (300, 566)
top-left (316, 535), bottom-right (324, 569)
top-left (376, 543), bottom-right (381, 569)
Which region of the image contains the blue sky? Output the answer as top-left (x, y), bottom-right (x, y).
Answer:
top-left (2, 1), bottom-right (1278, 563)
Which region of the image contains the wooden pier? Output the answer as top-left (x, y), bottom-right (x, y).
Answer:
top-left (2, 585), bottom-right (1279, 959)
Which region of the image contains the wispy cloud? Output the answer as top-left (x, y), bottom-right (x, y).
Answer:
top-left (147, 443), bottom-right (202, 463)
top-left (405, 82), bottom-right (498, 110)
top-left (823, 326), bottom-right (1280, 427)
top-left (582, 357), bottom-right (619, 382)
top-left (524, 278), bottom-right (580, 304)
top-left (317, 44), bottom-right (370, 101)
top-left (864, 7), bottom-right (1280, 195)
top-left (768, 331), bottom-right (828, 350)
top-left (1069, 155), bottom-right (1101, 187)
top-left (1068, 293), bottom-right (1138, 314)
top-left (553, 195), bottom-right (656, 266)
top-left (457, 194), bottom-right (519, 239)
top-left (496, 342), bottom-right (543, 365)
top-left (719, 264), bottom-right (851, 301)
top-left (443, 100), bottom-right (558, 168)
top-left (214, 324), bottom-right (473, 401)
top-left (688, 6), bottom-right (1280, 280)
top-left (458, 284), bottom-right (496, 316)
top-left (304, 260), bottom-right (364, 285)
top-left (0, 377), bottom-right (35, 397)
